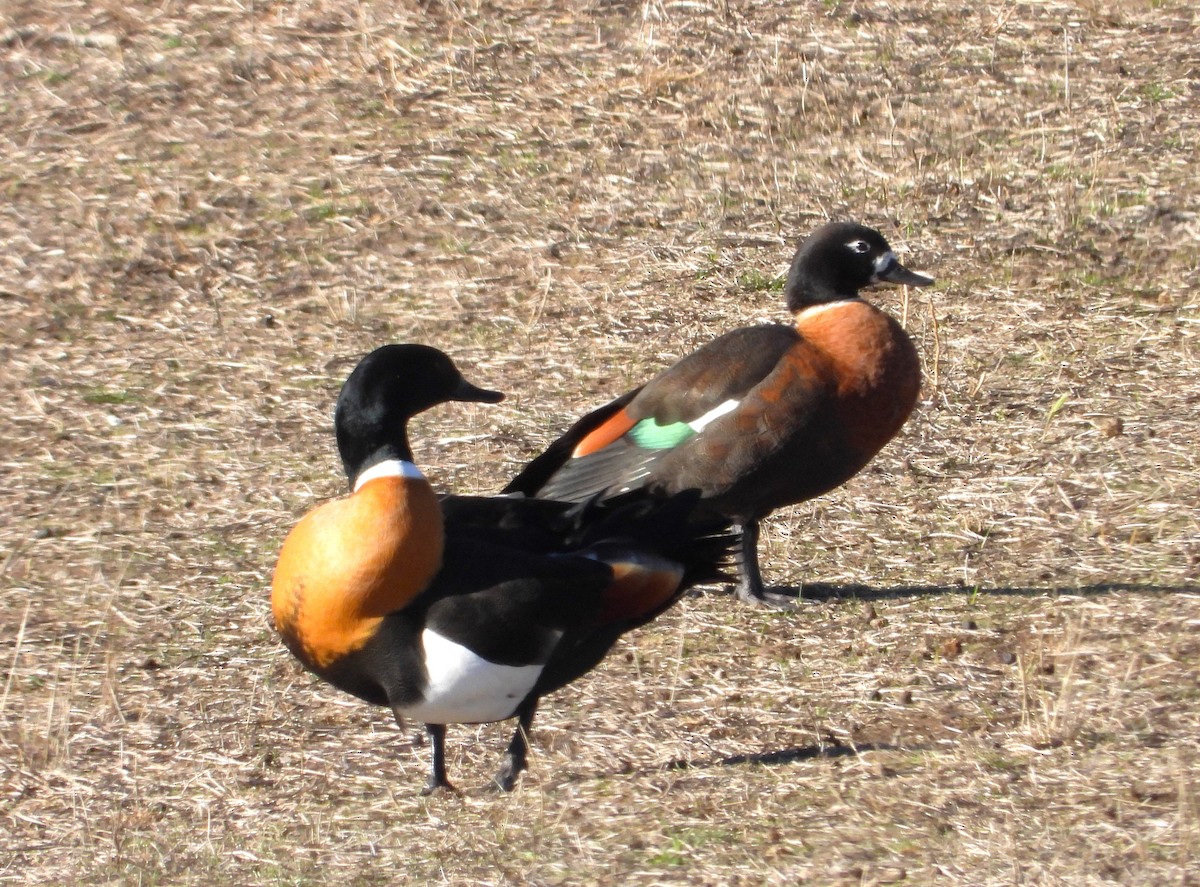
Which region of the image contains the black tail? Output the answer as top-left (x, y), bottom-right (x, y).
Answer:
top-left (567, 488), bottom-right (737, 590)
top-left (443, 486), bottom-right (734, 588)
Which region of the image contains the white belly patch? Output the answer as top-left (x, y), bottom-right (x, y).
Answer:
top-left (401, 629), bottom-right (547, 725)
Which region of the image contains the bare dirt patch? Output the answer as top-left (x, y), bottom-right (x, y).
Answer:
top-left (2, 1), bottom-right (1197, 884)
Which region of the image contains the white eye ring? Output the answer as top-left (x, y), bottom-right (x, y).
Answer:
top-left (847, 239), bottom-right (870, 254)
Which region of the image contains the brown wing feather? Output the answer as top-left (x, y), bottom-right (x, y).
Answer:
top-left (509, 326), bottom-right (804, 502)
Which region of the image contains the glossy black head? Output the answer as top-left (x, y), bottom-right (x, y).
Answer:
top-left (334, 344), bottom-right (503, 482)
top-left (783, 221), bottom-right (933, 312)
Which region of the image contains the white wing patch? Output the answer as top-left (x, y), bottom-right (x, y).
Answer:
top-left (689, 398), bottom-right (740, 432)
top-left (401, 629), bottom-right (549, 725)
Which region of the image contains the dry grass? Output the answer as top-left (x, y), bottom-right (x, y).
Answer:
top-left (2, 0), bottom-right (1198, 884)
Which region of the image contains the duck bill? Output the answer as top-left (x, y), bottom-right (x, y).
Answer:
top-left (454, 379), bottom-right (505, 404)
top-left (874, 252), bottom-right (934, 287)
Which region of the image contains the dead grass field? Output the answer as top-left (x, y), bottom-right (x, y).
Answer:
top-left (2, 0), bottom-right (1198, 884)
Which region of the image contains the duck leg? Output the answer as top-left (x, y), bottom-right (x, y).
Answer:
top-left (491, 698), bottom-right (537, 792)
top-left (734, 519), bottom-right (798, 609)
top-left (419, 722), bottom-right (457, 795)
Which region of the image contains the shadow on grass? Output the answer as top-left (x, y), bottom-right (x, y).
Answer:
top-left (745, 581), bottom-right (1200, 604)
top-left (567, 737), bottom-right (896, 785)
top-left (667, 741), bottom-right (889, 771)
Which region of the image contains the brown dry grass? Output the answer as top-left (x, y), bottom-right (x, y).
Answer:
top-left (2, 0), bottom-right (1198, 884)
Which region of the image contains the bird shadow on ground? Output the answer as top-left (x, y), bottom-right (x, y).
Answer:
top-left (665, 741), bottom-right (895, 771)
top-left (743, 581), bottom-right (1199, 604)
top-left (579, 740), bottom-right (909, 785)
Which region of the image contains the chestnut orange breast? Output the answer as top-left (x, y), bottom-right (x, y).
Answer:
top-left (271, 475), bottom-right (443, 669)
top-left (795, 299), bottom-right (920, 458)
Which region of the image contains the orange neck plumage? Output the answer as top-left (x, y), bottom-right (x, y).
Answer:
top-left (271, 461), bottom-right (444, 669)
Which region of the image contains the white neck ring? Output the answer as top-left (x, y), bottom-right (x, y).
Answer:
top-left (354, 459), bottom-right (425, 492)
top-left (796, 298), bottom-right (860, 321)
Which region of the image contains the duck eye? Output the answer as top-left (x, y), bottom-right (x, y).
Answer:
top-left (847, 239), bottom-right (870, 254)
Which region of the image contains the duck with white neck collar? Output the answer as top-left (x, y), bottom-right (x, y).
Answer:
top-left (271, 344), bottom-right (734, 794)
